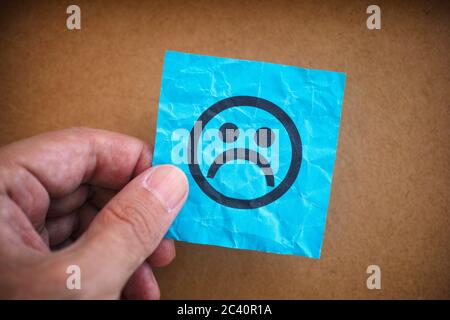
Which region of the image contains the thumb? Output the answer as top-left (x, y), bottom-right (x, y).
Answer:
top-left (66, 165), bottom-right (188, 298)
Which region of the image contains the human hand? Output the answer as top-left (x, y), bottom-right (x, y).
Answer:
top-left (0, 127), bottom-right (188, 299)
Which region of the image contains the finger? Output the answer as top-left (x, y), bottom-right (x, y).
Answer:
top-left (147, 238), bottom-right (176, 268)
top-left (0, 163), bottom-right (50, 230)
top-left (46, 213), bottom-right (79, 247)
top-left (40, 227), bottom-right (50, 247)
top-left (89, 186), bottom-right (116, 210)
top-left (72, 203), bottom-right (98, 239)
top-left (47, 203), bottom-right (98, 249)
top-left (0, 195), bottom-right (48, 254)
top-left (0, 128), bottom-right (152, 228)
top-left (75, 205), bottom-right (176, 267)
top-left (122, 262), bottom-right (160, 300)
top-left (66, 165), bottom-right (188, 296)
top-left (47, 185), bottom-right (90, 218)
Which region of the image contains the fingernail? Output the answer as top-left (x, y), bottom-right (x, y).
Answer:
top-left (144, 165), bottom-right (188, 212)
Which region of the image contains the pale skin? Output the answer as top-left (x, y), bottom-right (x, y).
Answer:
top-left (0, 127), bottom-right (189, 299)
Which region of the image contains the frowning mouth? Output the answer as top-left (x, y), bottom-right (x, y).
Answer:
top-left (207, 148), bottom-right (275, 187)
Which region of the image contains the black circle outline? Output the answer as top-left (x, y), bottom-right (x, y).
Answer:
top-left (188, 96), bottom-right (302, 209)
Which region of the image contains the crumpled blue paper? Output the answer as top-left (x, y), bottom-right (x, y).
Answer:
top-left (153, 50), bottom-right (346, 258)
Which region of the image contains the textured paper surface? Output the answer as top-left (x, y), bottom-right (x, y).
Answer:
top-left (153, 51), bottom-right (346, 257)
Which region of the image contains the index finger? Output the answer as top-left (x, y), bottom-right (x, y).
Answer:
top-left (0, 127), bottom-right (152, 198)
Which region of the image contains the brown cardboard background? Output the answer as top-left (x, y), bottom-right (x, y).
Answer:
top-left (0, 0), bottom-right (449, 299)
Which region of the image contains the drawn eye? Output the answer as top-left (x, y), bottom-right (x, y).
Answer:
top-left (254, 127), bottom-right (275, 148)
top-left (219, 122), bottom-right (240, 143)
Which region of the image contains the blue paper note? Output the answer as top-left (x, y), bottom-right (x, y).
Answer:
top-left (153, 50), bottom-right (346, 258)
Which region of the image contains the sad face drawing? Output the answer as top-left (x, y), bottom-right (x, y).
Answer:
top-left (188, 96), bottom-right (302, 209)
